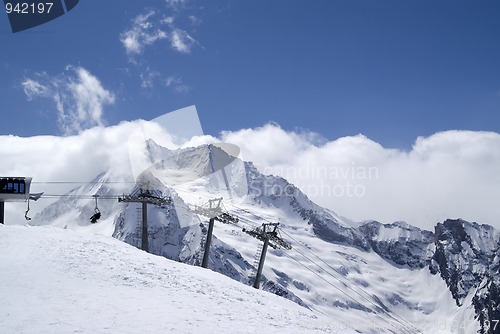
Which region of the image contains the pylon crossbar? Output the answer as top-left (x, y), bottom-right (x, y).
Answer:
top-left (242, 222), bottom-right (291, 289)
top-left (191, 205), bottom-right (222, 218)
top-left (242, 223), bottom-right (292, 250)
top-left (118, 189), bottom-right (172, 253)
top-left (190, 198), bottom-right (238, 224)
top-left (118, 194), bottom-right (172, 207)
top-left (189, 198), bottom-right (239, 269)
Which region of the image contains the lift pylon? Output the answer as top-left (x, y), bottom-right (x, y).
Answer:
top-left (243, 222), bottom-right (292, 289)
top-left (190, 198), bottom-right (239, 268)
top-left (118, 188), bottom-right (172, 253)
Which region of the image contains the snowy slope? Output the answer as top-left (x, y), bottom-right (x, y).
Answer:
top-left (0, 225), bottom-right (349, 334)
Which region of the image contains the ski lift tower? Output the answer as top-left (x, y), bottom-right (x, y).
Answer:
top-left (243, 223), bottom-right (292, 289)
top-left (118, 188), bottom-right (172, 253)
top-left (0, 177), bottom-right (43, 224)
top-left (190, 198), bottom-right (239, 268)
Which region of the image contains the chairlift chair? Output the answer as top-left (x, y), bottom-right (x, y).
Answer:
top-left (90, 194), bottom-right (101, 224)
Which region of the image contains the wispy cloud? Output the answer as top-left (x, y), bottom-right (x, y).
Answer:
top-left (165, 75), bottom-right (191, 94)
top-left (140, 67), bottom-right (161, 89)
top-left (169, 28), bottom-right (197, 53)
top-left (22, 78), bottom-right (51, 100)
top-left (22, 66), bottom-right (115, 135)
top-left (120, 11), bottom-right (168, 56)
top-left (161, 16), bottom-right (175, 25)
top-left (165, 0), bottom-right (188, 10)
top-left (120, 8), bottom-right (200, 93)
top-left (188, 15), bottom-right (202, 27)
top-left (137, 69), bottom-right (191, 92)
top-left (121, 10), bottom-right (198, 57)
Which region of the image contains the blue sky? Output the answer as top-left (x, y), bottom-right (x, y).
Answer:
top-left (1, 0), bottom-right (499, 148)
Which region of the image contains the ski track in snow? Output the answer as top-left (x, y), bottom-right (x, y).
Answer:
top-left (0, 225), bottom-right (349, 334)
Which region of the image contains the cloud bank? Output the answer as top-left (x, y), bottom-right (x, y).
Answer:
top-left (22, 66), bottom-right (115, 135)
top-left (0, 121), bottom-right (173, 225)
top-left (220, 124), bottom-right (500, 231)
top-left (1, 121), bottom-right (498, 231)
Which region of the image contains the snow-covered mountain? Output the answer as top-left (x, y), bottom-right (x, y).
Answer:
top-left (31, 140), bottom-right (500, 333)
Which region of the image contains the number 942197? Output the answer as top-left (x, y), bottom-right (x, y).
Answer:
top-left (5, 2), bottom-right (54, 14)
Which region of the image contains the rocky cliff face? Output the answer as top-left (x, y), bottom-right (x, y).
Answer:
top-left (430, 219), bottom-right (500, 333)
top-left (358, 221), bottom-right (435, 269)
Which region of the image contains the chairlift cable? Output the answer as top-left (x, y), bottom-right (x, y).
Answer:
top-left (280, 228), bottom-right (422, 333)
top-left (280, 251), bottom-right (418, 334)
top-left (222, 203), bottom-right (403, 327)
top-left (38, 194), bottom-right (121, 199)
top-left (31, 181), bottom-right (137, 184)
top-left (222, 201), bottom-right (422, 333)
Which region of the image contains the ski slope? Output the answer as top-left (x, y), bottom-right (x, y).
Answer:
top-left (0, 225), bottom-right (351, 334)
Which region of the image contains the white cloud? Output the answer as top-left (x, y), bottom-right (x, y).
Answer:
top-left (22, 78), bottom-right (51, 100)
top-left (120, 10), bottom-right (198, 56)
top-left (0, 121), bottom-right (175, 225)
top-left (174, 84), bottom-right (191, 94)
top-left (169, 28), bottom-right (196, 53)
top-left (140, 67), bottom-right (161, 89)
top-left (120, 9), bottom-right (199, 93)
top-left (188, 15), bottom-right (202, 28)
top-left (120, 11), bottom-right (168, 56)
top-left (161, 16), bottom-right (175, 25)
top-left (165, 0), bottom-right (188, 10)
top-left (165, 76), bottom-right (177, 87)
top-left (22, 66), bottom-right (115, 135)
top-left (66, 67), bottom-right (115, 130)
top-left (165, 75), bottom-right (191, 94)
top-left (221, 124), bottom-right (500, 231)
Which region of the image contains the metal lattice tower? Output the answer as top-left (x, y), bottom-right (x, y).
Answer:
top-left (243, 223), bottom-right (292, 289)
top-left (118, 188), bottom-right (172, 253)
top-left (190, 198), bottom-right (239, 268)
top-left (135, 207), bottom-right (142, 247)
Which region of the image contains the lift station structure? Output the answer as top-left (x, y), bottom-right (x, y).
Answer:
top-left (0, 177), bottom-right (42, 224)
